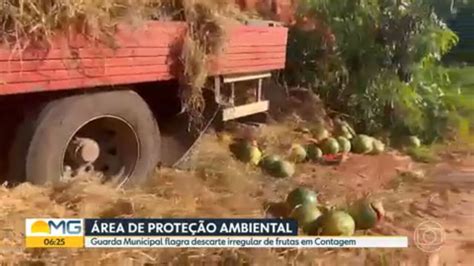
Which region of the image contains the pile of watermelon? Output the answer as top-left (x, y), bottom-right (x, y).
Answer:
top-left (227, 119), bottom-right (422, 179)
top-left (300, 119), bottom-right (390, 164)
top-left (268, 187), bottom-right (385, 236)
top-left (230, 138), bottom-right (296, 178)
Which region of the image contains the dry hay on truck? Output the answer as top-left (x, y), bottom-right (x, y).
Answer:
top-left (0, 0), bottom-right (244, 124)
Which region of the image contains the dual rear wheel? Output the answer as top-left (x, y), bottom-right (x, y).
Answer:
top-left (8, 90), bottom-right (161, 186)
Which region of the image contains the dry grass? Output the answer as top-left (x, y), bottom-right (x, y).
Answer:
top-left (178, 0), bottom-right (241, 129)
top-left (0, 0), bottom-right (177, 48)
top-left (0, 134), bottom-right (377, 264)
top-left (0, 129), bottom-right (472, 264)
top-left (0, 133), bottom-right (274, 264)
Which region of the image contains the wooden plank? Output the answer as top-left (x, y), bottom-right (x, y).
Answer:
top-left (0, 63), bottom-right (284, 94)
top-left (1, 54), bottom-right (284, 80)
top-left (0, 45), bottom-right (286, 62)
top-left (0, 25), bottom-right (286, 61)
top-left (223, 72), bottom-right (271, 83)
top-left (0, 47), bottom-right (173, 62)
top-left (0, 22), bottom-right (288, 95)
top-left (48, 22), bottom-right (286, 49)
top-left (0, 72), bottom-right (174, 94)
top-left (1, 64), bottom-right (172, 84)
top-left (222, 58), bottom-right (285, 68)
top-left (1, 51), bottom-right (285, 73)
top-left (211, 58), bottom-right (285, 73)
top-left (226, 45), bottom-right (286, 54)
top-left (218, 63), bottom-right (285, 75)
top-left (222, 101), bottom-right (269, 121)
top-left (0, 56), bottom-right (170, 73)
top-left (1, 57), bottom-right (284, 84)
top-left (5, 22), bottom-right (187, 50)
top-left (0, 22), bottom-right (284, 52)
top-left (227, 28), bottom-right (287, 45)
top-left (227, 38), bottom-right (287, 47)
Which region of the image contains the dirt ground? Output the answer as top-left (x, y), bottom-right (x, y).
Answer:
top-left (0, 122), bottom-right (473, 265)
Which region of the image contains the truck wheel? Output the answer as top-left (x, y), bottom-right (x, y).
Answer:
top-left (8, 90), bottom-right (160, 186)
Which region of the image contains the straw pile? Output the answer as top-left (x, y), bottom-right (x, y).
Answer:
top-left (0, 0), bottom-right (176, 47)
top-left (179, 0), bottom-right (240, 128)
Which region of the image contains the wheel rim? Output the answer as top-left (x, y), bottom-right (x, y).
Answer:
top-left (62, 116), bottom-right (139, 182)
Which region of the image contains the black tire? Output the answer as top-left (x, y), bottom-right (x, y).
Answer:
top-left (8, 90), bottom-right (160, 186)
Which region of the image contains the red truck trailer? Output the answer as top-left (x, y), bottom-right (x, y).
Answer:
top-left (0, 20), bottom-right (288, 186)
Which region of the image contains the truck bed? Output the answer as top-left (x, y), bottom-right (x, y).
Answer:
top-left (0, 21), bottom-right (288, 95)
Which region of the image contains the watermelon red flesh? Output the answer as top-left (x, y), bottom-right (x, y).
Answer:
top-left (373, 203), bottom-right (383, 222)
top-left (371, 201), bottom-right (385, 222)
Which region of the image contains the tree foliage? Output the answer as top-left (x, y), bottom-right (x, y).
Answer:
top-left (284, 0), bottom-right (472, 142)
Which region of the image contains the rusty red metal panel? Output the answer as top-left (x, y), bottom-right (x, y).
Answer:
top-left (0, 21), bottom-right (288, 95)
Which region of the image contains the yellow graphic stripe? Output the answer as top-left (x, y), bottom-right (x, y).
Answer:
top-left (25, 236), bottom-right (84, 248)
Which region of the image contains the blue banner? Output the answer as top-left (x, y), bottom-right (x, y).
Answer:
top-left (84, 218), bottom-right (298, 236)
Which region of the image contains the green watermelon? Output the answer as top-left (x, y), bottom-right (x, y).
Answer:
top-left (289, 144), bottom-right (307, 163)
top-left (260, 154), bottom-right (281, 172)
top-left (230, 140), bottom-right (262, 165)
top-left (311, 125), bottom-right (330, 141)
top-left (303, 215), bottom-right (324, 235)
top-left (306, 143), bottom-right (323, 161)
top-left (295, 127), bottom-right (311, 134)
top-left (335, 125), bottom-right (354, 139)
top-left (290, 204), bottom-right (322, 229)
top-left (406, 136), bottom-right (421, 148)
top-left (342, 131), bottom-right (353, 140)
top-left (343, 123), bottom-right (356, 138)
top-left (348, 199), bottom-right (384, 230)
top-left (271, 160), bottom-right (295, 178)
top-left (318, 210), bottom-right (355, 236)
top-left (337, 136), bottom-right (351, 153)
top-left (352, 135), bottom-right (374, 154)
top-left (320, 138), bottom-right (340, 155)
top-left (265, 201), bottom-right (291, 219)
top-left (286, 188), bottom-right (319, 209)
top-left (372, 139), bottom-right (385, 154)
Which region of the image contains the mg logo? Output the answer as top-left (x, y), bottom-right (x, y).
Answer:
top-left (27, 219), bottom-right (83, 236)
top-left (47, 220), bottom-right (82, 235)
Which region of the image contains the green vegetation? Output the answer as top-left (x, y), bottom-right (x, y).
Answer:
top-left (284, 0), bottom-right (474, 144)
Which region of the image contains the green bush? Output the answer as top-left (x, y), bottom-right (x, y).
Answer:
top-left (284, 0), bottom-right (473, 143)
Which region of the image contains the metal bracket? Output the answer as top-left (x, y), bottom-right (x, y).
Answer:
top-left (222, 101), bottom-right (269, 121)
top-left (214, 71), bottom-right (272, 121)
top-left (244, 19), bottom-right (283, 27)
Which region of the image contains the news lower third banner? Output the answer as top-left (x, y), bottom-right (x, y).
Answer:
top-left (25, 218), bottom-right (408, 248)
